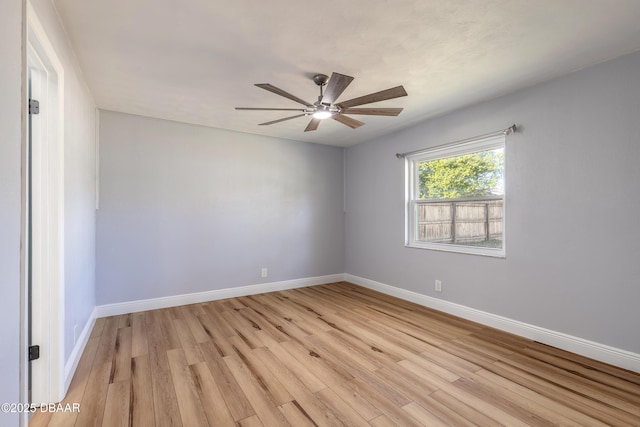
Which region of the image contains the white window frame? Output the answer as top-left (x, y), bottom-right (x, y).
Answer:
top-left (405, 133), bottom-right (506, 258)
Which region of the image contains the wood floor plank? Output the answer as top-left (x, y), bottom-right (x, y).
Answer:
top-left (238, 305), bottom-right (291, 343)
top-left (189, 361), bottom-right (236, 427)
top-left (351, 306), bottom-right (445, 347)
top-left (279, 339), bottom-right (381, 420)
top-left (526, 341), bottom-right (640, 385)
top-left (237, 415), bottom-right (264, 427)
top-left (347, 377), bottom-right (423, 427)
top-left (278, 401), bottom-right (317, 427)
top-left (177, 305), bottom-right (211, 344)
top-left (244, 296), bottom-right (313, 341)
top-left (280, 337), bottom-right (354, 385)
top-left (90, 317), bottom-right (107, 339)
top-left (222, 310), bottom-right (265, 349)
top-left (475, 367), bottom-right (607, 426)
top-left (150, 358), bottom-right (183, 427)
top-left (428, 389), bottom-right (501, 426)
top-left (399, 359), bottom-right (531, 427)
top-left (306, 333), bottom-right (412, 409)
top-left (110, 326), bottom-right (132, 383)
top-left (522, 346), bottom-right (640, 396)
top-left (166, 348), bottom-right (210, 426)
top-left (118, 314), bottom-right (132, 328)
top-left (159, 311), bottom-right (182, 351)
top-left (368, 414), bottom-right (397, 427)
top-left (101, 380), bottom-right (130, 427)
top-left (271, 293), bottom-right (335, 333)
top-left (253, 346), bottom-right (345, 427)
top-left (131, 313), bottom-right (149, 357)
top-left (252, 293), bottom-right (319, 336)
top-left (201, 300), bottom-right (237, 337)
top-left (28, 411), bottom-right (52, 427)
top-left (314, 387), bottom-right (370, 427)
top-left (491, 359), bottom-right (640, 425)
top-left (453, 375), bottom-right (556, 426)
top-left (224, 353), bottom-right (291, 426)
top-left (374, 364), bottom-right (439, 397)
top-left (227, 335), bottom-right (293, 406)
top-left (325, 328), bottom-right (398, 368)
top-left (198, 340), bottom-right (256, 421)
top-left (44, 336), bottom-right (100, 426)
top-left (74, 362), bottom-right (112, 427)
top-left (32, 282), bottom-right (640, 427)
top-left (255, 330), bottom-right (328, 393)
top-left (439, 338), bottom-right (499, 368)
top-left (503, 352), bottom-right (640, 418)
top-left (520, 349), bottom-right (640, 408)
top-left (93, 317), bottom-right (119, 366)
top-left (309, 329), bottom-right (381, 372)
top-left (172, 318), bottom-right (198, 350)
top-left (402, 401), bottom-right (450, 427)
top-left (195, 312), bottom-right (235, 357)
top-left (145, 318), bottom-right (172, 373)
top-left (172, 318), bottom-right (205, 365)
top-left (130, 355), bottom-right (155, 427)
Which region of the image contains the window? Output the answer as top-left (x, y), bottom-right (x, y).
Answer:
top-left (405, 133), bottom-right (505, 257)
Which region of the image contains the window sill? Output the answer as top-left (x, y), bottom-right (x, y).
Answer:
top-left (405, 242), bottom-right (506, 258)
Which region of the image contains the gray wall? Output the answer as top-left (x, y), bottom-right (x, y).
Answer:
top-left (345, 51), bottom-right (640, 354)
top-left (0, 1), bottom-right (24, 424)
top-left (96, 111), bottom-right (345, 305)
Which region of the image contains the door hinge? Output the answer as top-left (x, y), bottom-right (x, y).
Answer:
top-left (29, 99), bottom-right (40, 115)
top-left (28, 345), bottom-right (40, 361)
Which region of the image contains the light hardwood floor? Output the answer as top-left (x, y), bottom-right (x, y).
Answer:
top-left (31, 282), bottom-right (640, 426)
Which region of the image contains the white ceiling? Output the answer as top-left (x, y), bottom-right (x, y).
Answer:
top-left (54, 0), bottom-right (640, 147)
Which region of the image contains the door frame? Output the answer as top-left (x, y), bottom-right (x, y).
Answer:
top-left (21, 1), bottom-right (66, 412)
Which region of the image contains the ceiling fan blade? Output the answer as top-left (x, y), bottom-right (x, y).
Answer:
top-left (259, 114), bottom-right (307, 126)
top-left (332, 114), bottom-right (365, 129)
top-left (255, 84), bottom-right (313, 107)
top-left (236, 107), bottom-right (306, 111)
top-left (304, 118), bottom-right (321, 132)
top-left (341, 107), bottom-right (403, 116)
top-left (337, 85), bottom-right (407, 108)
top-left (321, 72), bottom-right (354, 105)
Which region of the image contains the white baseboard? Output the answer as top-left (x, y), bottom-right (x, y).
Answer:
top-left (95, 274), bottom-right (346, 318)
top-left (63, 307), bottom-right (97, 395)
top-left (345, 274), bottom-right (640, 373)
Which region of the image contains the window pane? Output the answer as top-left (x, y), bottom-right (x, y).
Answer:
top-left (417, 147), bottom-right (504, 200)
top-left (416, 200), bottom-right (503, 249)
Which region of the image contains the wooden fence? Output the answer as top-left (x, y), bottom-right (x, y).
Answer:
top-left (417, 197), bottom-right (503, 245)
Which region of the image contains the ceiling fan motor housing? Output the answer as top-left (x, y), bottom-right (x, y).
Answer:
top-left (313, 74), bottom-right (329, 86)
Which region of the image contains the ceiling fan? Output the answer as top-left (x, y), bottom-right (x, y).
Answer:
top-left (235, 72), bottom-right (407, 132)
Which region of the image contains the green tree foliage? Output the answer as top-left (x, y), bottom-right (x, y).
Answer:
top-left (418, 149), bottom-right (504, 199)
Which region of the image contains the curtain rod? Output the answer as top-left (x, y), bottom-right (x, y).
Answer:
top-left (395, 124), bottom-right (517, 159)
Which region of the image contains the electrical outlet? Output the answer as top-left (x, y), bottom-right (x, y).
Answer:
top-left (261, 267), bottom-right (268, 278)
top-left (435, 280), bottom-right (442, 292)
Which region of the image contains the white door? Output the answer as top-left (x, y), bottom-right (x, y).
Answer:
top-left (25, 9), bottom-right (65, 405)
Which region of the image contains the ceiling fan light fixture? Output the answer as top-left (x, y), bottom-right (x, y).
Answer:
top-left (312, 110), bottom-right (333, 119)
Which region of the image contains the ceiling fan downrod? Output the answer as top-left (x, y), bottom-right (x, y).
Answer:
top-left (313, 73), bottom-right (329, 104)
